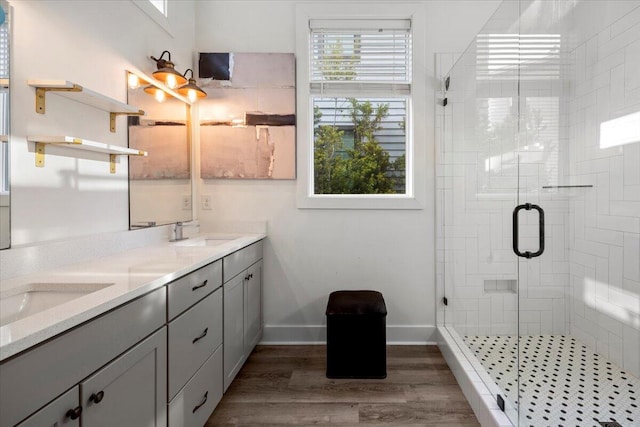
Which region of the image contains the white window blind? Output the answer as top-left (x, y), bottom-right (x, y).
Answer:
top-left (476, 33), bottom-right (561, 80)
top-left (310, 19), bottom-right (411, 93)
top-left (0, 3), bottom-right (8, 193)
top-left (0, 15), bottom-right (8, 79)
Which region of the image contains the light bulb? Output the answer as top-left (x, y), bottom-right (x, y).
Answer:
top-left (128, 74), bottom-right (140, 89)
top-left (155, 89), bottom-right (166, 103)
top-left (188, 89), bottom-right (197, 103)
top-left (166, 74), bottom-right (177, 89)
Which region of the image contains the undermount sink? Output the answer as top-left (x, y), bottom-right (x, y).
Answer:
top-left (0, 282), bottom-right (113, 327)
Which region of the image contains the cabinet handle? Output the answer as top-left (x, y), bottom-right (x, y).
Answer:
top-left (192, 391), bottom-right (208, 413)
top-left (192, 280), bottom-right (208, 291)
top-left (249, 273), bottom-right (253, 279)
top-left (192, 327), bottom-right (208, 344)
top-left (89, 390), bottom-right (105, 404)
top-left (66, 406), bottom-right (82, 420)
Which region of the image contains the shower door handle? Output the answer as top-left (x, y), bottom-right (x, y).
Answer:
top-left (512, 203), bottom-right (545, 258)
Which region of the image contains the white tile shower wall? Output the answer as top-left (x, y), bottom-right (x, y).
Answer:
top-left (436, 49), bottom-right (571, 337)
top-left (569, 8), bottom-right (640, 377)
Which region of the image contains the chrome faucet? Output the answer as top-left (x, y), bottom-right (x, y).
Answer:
top-left (170, 221), bottom-right (200, 242)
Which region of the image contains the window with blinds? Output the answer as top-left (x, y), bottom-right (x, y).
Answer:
top-left (0, 5), bottom-right (7, 194)
top-left (309, 19), bottom-right (412, 195)
top-left (0, 21), bottom-right (7, 79)
top-left (310, 19), bottom-right (411, 93)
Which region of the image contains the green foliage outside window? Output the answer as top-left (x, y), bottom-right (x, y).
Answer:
top-left (314, 99), bottom-right (405, 194)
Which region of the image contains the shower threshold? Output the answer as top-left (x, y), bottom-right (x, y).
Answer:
top-left (463, 335), bottom-right (639, 427)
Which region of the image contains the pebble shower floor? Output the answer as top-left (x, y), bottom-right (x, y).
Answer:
top-left (463, 335), bottom-right (639, 427)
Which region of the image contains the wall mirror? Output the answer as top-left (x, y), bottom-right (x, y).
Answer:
top-left (0, 0), bottom-right (10, 249)
top-left (127, 71), bottom-right (193, 229)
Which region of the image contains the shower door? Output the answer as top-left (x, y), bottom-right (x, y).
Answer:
top-left (441, 1), bottom-right (523, 424)
top-left (514, 2), bottom-right (570, 425)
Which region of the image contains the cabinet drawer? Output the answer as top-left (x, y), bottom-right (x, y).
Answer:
top-left (16, 386), bottom-right (79, 427)
top-left (0, 287), bottom-right (166, 427)
top-left (167, 260), bottom-right (222, 320)
top-left (168, 287), bottom-right (223, 400)
top-left (223, 240), bottom-right (263, 282)
top-left (169, 345), bottom-right (223, 427)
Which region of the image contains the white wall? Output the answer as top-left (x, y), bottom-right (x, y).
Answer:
top-left (194, 0), bottom-right (500, 342)
top-left (9, 0), bottom-right (196, 245)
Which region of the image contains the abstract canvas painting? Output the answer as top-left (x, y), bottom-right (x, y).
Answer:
top-left (198, 52), bottom-right (296, 179)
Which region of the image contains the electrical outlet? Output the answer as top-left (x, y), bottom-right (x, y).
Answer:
top-left (202, 195), bottom-right (212, 210)
top-left (181, 195), bottom-right (191, 210)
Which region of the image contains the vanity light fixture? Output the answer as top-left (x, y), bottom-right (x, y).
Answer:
top-left (177, 69), bottom-right (207, 103)
top-left (129, 69), bottom-right (191, 104)
top-left (127, 73), bottom-right (140, 89)
top-left (144, 84), bottom-right (166, 102)
top-left (150, 50), bottom-right (187, 89)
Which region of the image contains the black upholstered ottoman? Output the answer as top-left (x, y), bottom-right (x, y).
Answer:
top-left (325, 290), bottom-right (387, 379)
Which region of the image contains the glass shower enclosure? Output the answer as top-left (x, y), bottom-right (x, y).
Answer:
top-left (438, 1), bottom-right (640, 425)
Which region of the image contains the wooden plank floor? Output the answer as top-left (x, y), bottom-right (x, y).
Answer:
top-left (206, 345), bottom-right (479, 426)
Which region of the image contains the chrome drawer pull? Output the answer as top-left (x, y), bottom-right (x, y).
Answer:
top-left (192, 391), bottom-right (208, 413)
top-left (192, 327), bottom-right (208, 344)
top-left (192, 280), bottom-right (208, 291)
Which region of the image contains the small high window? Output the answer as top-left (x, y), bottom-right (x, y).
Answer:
top-left (131, 0), bottom-right (171, 34)
top-left (148, 0), bottom-right (167, 16)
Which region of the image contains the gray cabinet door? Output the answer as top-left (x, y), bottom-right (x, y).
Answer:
top-left (244, 261), bottom-right (262, 355)
top-left (17, 387), bottom-right (79, 427)
top-left (80, 327), bottom-right (167, 427)
top-left (0, 288), bottom-right (166, 427)
top-left (223, 273), bottom-right (245, 392)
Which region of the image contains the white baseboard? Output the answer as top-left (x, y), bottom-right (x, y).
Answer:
top-left (261, 324), bottom-right (437, 345)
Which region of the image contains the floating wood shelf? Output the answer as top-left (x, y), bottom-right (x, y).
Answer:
top-left (27, 80), bottom-right (145, 132)
top-left (27, 135), bottom-right (147, 173)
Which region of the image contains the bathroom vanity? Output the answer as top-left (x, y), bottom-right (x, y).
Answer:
top-left (0, 234), bottom-right (264, 427)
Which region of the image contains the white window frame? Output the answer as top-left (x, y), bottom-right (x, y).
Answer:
top-left (148, 0), bottom-right (167, 16)
top-left (296, 3), bottom-right (426, 210)
top-left (131, 0), bottom-right (173, 36)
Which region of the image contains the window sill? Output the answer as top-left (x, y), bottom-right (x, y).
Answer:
top-left (296, 193), bottom-right (425, 210)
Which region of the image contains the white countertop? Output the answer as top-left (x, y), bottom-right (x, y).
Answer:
top-left (0, 233), bottom-right (265, 361)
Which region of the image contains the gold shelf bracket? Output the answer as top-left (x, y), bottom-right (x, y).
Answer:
top-left (35, 142), bottom-right (45, 167)
top-left (109, 154), bottom-right (117, 173)
top-left (109, 109), bottom-right (145, 133)
top-left (35, 84), bottom-right (82, 114)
